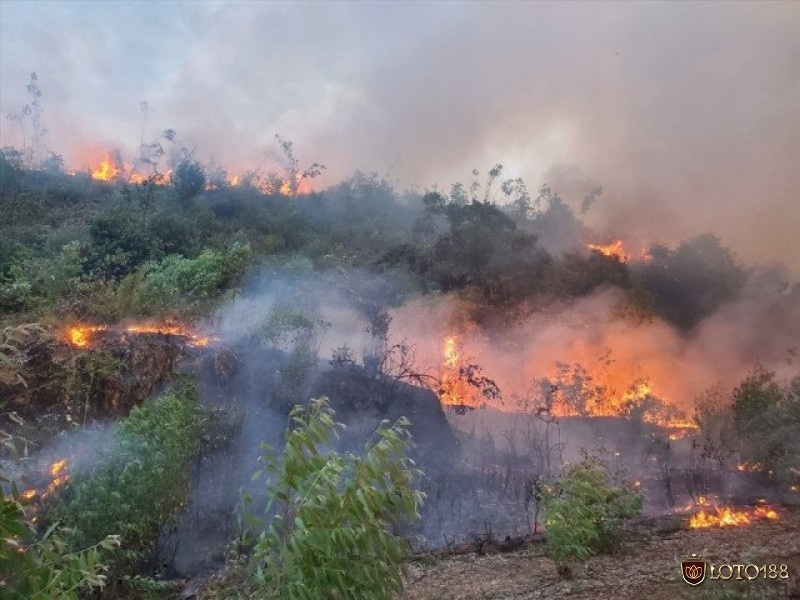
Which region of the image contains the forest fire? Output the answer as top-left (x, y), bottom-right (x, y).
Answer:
top-left (64, 322), bottom-right (216, 349)
top-left (124, 324), bottom-right (215, 347)
top-left (438, 336), bottom-right (480, 411)
top-left (688, 505), bottom-right (780, 529)
top-left (587, 240), bottom-right (629, 262)
top-left (20, 458), bottom-right (70, 503)
top-left (90, 156), bottom-right (120, 181)
top-left (68, 325), bottom-right (108, 348)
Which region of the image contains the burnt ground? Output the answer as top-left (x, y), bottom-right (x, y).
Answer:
top-left (402, 508), bottom-right (800, 600)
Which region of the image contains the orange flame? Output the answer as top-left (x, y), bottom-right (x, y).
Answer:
top-left (65, 322), bottom-right (216, 348)
top-left (90, 156), bottom-right (120, 181)
top-left (688, 505), bottom-right (779, 529)
top-left (587, 240), bottom-right (629, 262)
top-left (124, 324), bottom-right (214, 347)
top-left (438, 336), bottom-right (480, 409)
top-left (21, 458), bottom-right (71, 503)
top-left (67, 325), bottom-right (108, 348)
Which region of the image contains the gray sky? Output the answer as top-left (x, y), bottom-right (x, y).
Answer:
top-left (1, 1), bottom-right (798, 271)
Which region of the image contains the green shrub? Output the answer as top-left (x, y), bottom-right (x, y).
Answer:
top-left (172, 160), bottom-right (206, 202)
top-left (732, 367), bottom-right (800, 488)
top-left (50, 381), bottom-right (203, 570)
top-left (1, 480), bottom-right (120, 599)
top-left (134, 242), bottom-right (250, 315)
top-left (543, 453), bottom-right (642, 566)
top-left (247, 396), bottom-right (424, 600)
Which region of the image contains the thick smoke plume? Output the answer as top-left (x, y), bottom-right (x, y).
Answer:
top-left (1, 2), bottom-right (798, 270)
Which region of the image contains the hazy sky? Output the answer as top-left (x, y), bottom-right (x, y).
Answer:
top-left (1, 1), bottom-right (798, 271)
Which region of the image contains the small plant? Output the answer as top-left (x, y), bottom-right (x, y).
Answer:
top-left (247, 396), bottom-right (424, 600)
top-left (49, 380), bottom-right (203, 573)
top-left (542, 453), bottom-right (642, 570)
top-left (1, 483), bottom-right (120, 599)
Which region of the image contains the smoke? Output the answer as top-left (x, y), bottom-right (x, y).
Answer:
top-left (389, 272), bottom-right (800, 417)
top-left (1, 2), bottom-right (798, 270)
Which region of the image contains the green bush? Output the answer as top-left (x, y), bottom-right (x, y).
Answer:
top-left (49, 381), bottom-right (203, 570)
top-left (732, 367), bottom-right (800, 488)
top-left (0, 493), bottom-right (120, 600)
top-left (133, 242), bottom-right (251, 315)
top-left (543, 454), bottom-right (642, 566)
top-left (172, 160), bottom-right (206, 202)
top-left (1, 437), bottom-right (120, 600)
top-left (247, 396), bottom-right (424, 600)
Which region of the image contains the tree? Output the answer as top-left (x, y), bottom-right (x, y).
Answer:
top-left (6, 73), bottom-right (47, 169)
top-left (632, 234), bottom-right (747, 330)
top-left (273, 135), bottom-right (325, 196)
top-left (172, 160), bottom-right (206, 202)
top-left (732, 367), bottom-right (800, 488)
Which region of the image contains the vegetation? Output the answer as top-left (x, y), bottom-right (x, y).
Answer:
top-left (731, 367), bottom-right (800, 489)
top-left (48, 380), bottom-right (204, 574)
top-left (0, 432), bottom-right (120, 599)
top-left (1, 142), bottom-right (755, 332)
top-left (241, 396), bottom-right (424, 599)
top-left (542, 453), bottom-right (642, 568)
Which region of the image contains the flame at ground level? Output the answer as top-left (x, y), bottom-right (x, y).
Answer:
top-left (64, 322), bottom-right (216, 349)
top-left (68, 325), bottom-right (108, 348)
top-left (21, 458), bottom-right (70, 503)
top-left (124, 324), bottom-right (214, 347)
top-left (688, 505), bottom-right (779, 529)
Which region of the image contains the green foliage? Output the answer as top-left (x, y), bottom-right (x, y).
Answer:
top-left (133, 242), bottom-right (251, 315)
top-left (732, 367), bottom-right (800, 487)
top-left (0, 264), bottom-right (33, 313)
top-left (248, 396), bottom-right (424, 600)
top-left (86, 209), bottom-right (156, 278)
top-left (426, 199), bottom-right (551, 304)
top-left (632, 234), bottom-right (747, 330)
top-left (259, 304), bottom-right (330, 401)
top-left (50, 381), bottom-right (203, 570)
top-left (172, 160), bottom-right (206, 202)
top-left (1, 487), bottom-right (120, 599)
top-left (542, 454), bottom-right (642, 565)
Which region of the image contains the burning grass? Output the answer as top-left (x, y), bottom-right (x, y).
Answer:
top-left (688, 504), bottom-right (780, 529)
top-left (64, 321), bottom-right (217, 350)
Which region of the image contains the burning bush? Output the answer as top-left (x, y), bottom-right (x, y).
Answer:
top-left (542, 453), bottom-right (642, 570)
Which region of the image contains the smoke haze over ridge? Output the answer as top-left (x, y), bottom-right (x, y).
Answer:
top-left (1, 1), bottom-right (798, 270)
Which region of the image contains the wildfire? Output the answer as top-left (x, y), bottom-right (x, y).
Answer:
top-left (124, 324), bottom-right (214, 347)
top-left (588, 240), bottom-right (629, 262)
top-left (90, 156), bottom-right (120, 181)
top-left (64, 322), bottom-right (216, 349)
top-left (20, 458), bottom-right (71, 503)
top-left (438, 336), bottom-right (480, 411)
top-left (688, 505), bottom-right (780, 529)
top-left (68, 325), bottom-right (108, 348)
